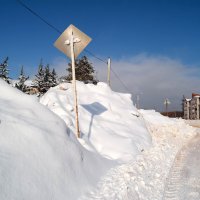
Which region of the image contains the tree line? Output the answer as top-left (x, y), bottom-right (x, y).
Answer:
top-left (0, 56), bottom-right (98, 95)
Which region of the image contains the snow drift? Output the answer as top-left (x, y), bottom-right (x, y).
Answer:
top-left (0, 80), bottom-right (112, 200)
top-left (40, 81), bottom-right (151, 162)
top-left (79, 109), bottom-right (196, 200)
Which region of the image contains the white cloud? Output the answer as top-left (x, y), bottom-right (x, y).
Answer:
top-left (51, 54), bottom-right (200, 111)
top-left (92, 54), bottom-right (200, 111)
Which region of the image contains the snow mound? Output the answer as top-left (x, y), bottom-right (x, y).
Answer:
top-left (139, 109), bottom-right (176, 125)
top-left (40, 82), bottom-right (151, 162)
top-left (0, 80), bottom-right (111, 200)
top-left (79, 109), bottom-right (197, 200)
top-left (140, 109), bottom-right (195, 136)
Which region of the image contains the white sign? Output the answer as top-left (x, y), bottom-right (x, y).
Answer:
top-left (54, 24), bottom-right (92, 59)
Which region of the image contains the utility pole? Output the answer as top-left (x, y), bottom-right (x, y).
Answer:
top-left (164, 98), bottom-right (171, 116)
top-left (136, 93), bottom-right (143, 109)
top-left (107, 57), bottom-right (111, 87)
top-left (136, 95), bottom-right (140, 109)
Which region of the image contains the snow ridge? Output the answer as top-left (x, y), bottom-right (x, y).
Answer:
top-left (40, 82), bottom-right (151, 162)
top-left (79, 112), bottom-right (196, 200)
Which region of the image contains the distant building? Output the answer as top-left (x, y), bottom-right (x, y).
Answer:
top-left (183, 93), bottom-right (200, 120)
top-left (183, 98), bottom-right (191, 119)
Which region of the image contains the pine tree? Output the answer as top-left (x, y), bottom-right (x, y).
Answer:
top-left (66, 56), bottom-right (98, 84)
top-left (34, 61), bottom-right (58, 95)
top-left (0, 57), bottom-right (10, 83)
top-left (50, 68), bottom-right (58, 87)
top-left (34, 60), bottom-right (45, 94)
top-left (44, 64), bottom-right (50, 85)
top-left (43, 64), bottom-right (51, 92)
top-left (15, 66), bottom-right (29, 92)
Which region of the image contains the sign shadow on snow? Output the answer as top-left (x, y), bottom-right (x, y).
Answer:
top-left (81, 102), bottom-right (107, 138)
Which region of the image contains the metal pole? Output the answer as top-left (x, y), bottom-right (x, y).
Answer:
top-left (107, 57), bottom-right (111, 87)
top-left (70, 31), bottom-right (80, 138)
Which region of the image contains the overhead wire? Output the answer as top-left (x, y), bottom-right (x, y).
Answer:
top-left (17, 0), bottom-right (62, 34)
top-left (110, 68), bottom-right (131, 93)
top-left (84, 49), bottom-right (107, 64)
top-left (16, 0), bottom-right (132, 94)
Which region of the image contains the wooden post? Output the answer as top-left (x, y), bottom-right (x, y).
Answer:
top-left (107, 57), bottom-right (111, 87)
top-left (54, 25), bottom-right (92, 139)
top-left (70, 31), bottom-right (80, 138)
top-left (136, 95), bottom-right (140, 109)
top-left (166, 103), bottom-right (168, 116)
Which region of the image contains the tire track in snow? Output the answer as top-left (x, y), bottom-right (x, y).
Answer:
top-left (162, 146), bottom-right (187, 200)
top-left (163, 134), bottom-right (200, 200)
top-left (79, 123), bottom-right (196, 200)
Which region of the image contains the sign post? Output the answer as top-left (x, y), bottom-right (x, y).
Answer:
top-left (54, 25), bottom-right (92, 138)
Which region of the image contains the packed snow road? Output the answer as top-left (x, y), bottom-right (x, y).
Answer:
top-left (163, 134), bottom-right (200, 200)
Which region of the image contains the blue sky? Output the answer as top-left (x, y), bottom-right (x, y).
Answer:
top-left (1, 0), bottom-right (200, 110)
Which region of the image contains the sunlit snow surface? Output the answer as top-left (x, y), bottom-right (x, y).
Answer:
top-left (79, 110), bottom-right (197, 200)
top-left (180, 135), bottom-right (200, 200)
top-left (0, 80), bottom-right (112, 200)
top-left (163, 134), bottom-right (200, 200)
top-left (0, 79), bottom-right (198, 200)
top-left (40, 82), bottom-right (151, 162)
top-left (40, 82), bottom-right (197, 200)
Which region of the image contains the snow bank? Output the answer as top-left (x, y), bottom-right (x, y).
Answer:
top-left (40, 81), bottom-right (151, 162)
top-left (80, 109), bottom-right (196, 200)
top-left (140, 109), bottom-right (195, 136)
top-left (0, 80), bottom-right (112, 200)
top-left (185, 119), bottom-right (200, 128)
top-left (139, 109), bottom-right (175, 125)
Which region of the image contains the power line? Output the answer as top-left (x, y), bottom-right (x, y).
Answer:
top-left (110, 68), bottom-right (131, 93)
top-left (17, 0), bottom-right (132, 94)
top-left (17, 0), bottom-right (107, 63)
top-left (84, 49), bottom-right (107, 64)
top-left (17, 0), bottom-right (62, 34)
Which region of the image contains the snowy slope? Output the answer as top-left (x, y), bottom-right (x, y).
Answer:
top-left (79, 109), bottom-right (196, 200)
top-left (0, 80), bottom-right (112, 200)
top-left (1, 79), bottom-right (196, 200)
top-left (40, 81), bottom-right (151, 162)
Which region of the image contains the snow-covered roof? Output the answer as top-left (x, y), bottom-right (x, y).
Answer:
top-left (192, 93), bottom-right (200, 97)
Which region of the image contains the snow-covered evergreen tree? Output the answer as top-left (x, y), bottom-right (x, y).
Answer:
top-left (0, 57), bottom-right (10, 83)
top-left (34, 61), bottom-right (45, 94)
top-left (66, 56), bottom-right (98, 84)
top-left (43, 64), bottom-right (51, 92)
top-left (34, 61), bottom-right (58, 95)
top-left (15, 66), bottom-right (29, 92)
top-left (51, 68), bottom-right (58, 87)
